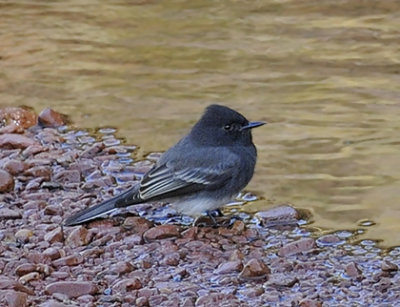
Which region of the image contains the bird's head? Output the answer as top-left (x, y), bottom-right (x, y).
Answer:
top-left (190, 104), bottom-right (265, 146)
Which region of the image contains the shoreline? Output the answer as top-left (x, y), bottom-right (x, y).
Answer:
top-left (0, 107), bottom-right (399, 306)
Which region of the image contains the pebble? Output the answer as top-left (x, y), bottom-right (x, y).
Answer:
top-left (279, 238), bottom-right (316, 257)
top-left (0, 134), bottom-right (37, 149)
top-left (38, 108), bottom-right (65, 128)
top-left (112, 278), bottom-right (142, 293)
top-left (66, 226), bottom-right (92, 248)
top-left (381, 259), bottom-right (398, 272)
top-left (0, 208), bottom-right (21, 219)
top-left (45, 281), bottom-right (97, 298)
top-left (255, 204), bottom-right (299, 226)
top-left (0, 169), bottom-right (14, 192)
top-left (38, 300), bottom-right (70, 307)
top-left (3, 160), bottom-right (26, 175)
top-left (44, 227), bottom-right (64, 244)
top-left (215, 260), bottom-right (243, 274)
top-left (143, 225), bottom-right (181, 242)
top-left (15, 229), bottom-right (33, 243)
top-left (53, 254), bottom-right (83, 267)
top-left (345, 262), bottom-right (363, 279)
top-left (239, 259), bottom-right (270, 280)
top-left (0, 107), bottom-right (37, 131)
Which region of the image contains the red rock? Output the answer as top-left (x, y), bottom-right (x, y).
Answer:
top-left (195, 293), bottom-right (239, 306)
top-left (143, 225), bottom-right (181, 242)
top-left (43, 247), bottom-right (62, 260)
top-left (44, 227), bottom-right (64, 243)
top-left (181, 227), bottom-right (197, 240)
top-left (25, 166), bottom-right (51, 181)
top-left (18, 272), bottom-right (40, 284)
top-left (110, 261), bottom-right (135, 274)
top-left (239, 259), bottom-right (270, 280)
top-left (231, 220), bottom-right (245, 235)
top-left (0, 169), bottom-right (13, 192)
top-left (255, 205), bottom-right (299, 226)
top-left (53, 254), bottom-right (83, 267)
top-left (22, 145), bottom-right (47, 157)
top-left (15, 264), bottom-right (37, 276)
top-left (1, 290), bottom-right (28, 307)
top-left (381, 260), bottom-right (398, 272)
top-left (0, 134), bottom-right (36, 149)
top-left (45, 281), bottom-right (97, 298)
top-left (3, 160), bottom-right (26, 175)
top-left (215, 261), bottom-right (243, 274)
top-left (0, 208), bottom-right (21, 219)
top-left (66, 226), bottom-right (92, 248)
top-left (161, 252), bottom-right (180, 266)
top-left (112, 278), bottom-right (142, 293)
top-left (38, 108), bottom-right (65, 128)
top-left (122, 217), bottom-right (153, 234)
top-left (0, 107), bottom-right (37, 132)
top-left (278, 238), bottom-right (316, 257)
top-left (345, 262), bottom-right (362, 279)
top-left (299, 299), bottom-right (323, 307)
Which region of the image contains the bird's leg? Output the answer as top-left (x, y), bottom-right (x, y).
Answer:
top-left (206, 210), bottom-right (218, 225)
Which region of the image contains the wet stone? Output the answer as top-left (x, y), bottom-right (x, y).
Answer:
top-left (255, 204), bottom-right (299, 226)
top-left (279, 238), bottom-right (316, 257)
top-left (316, 234), bottom-right (343, 247)
top-left (45, 281), bottom-right (97, 298)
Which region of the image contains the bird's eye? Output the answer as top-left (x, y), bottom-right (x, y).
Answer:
top-left (224, 124), bottom-right (232, 131)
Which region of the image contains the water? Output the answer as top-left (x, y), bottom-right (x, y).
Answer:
top-left (1, 0), bottom-right (400, 246)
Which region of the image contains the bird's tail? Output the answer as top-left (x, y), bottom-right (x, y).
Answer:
top-left (64, 186), bottom-right (141, 226)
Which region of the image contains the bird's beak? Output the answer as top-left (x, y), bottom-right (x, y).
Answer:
top-left (241, 121), bottom-right (266, 130)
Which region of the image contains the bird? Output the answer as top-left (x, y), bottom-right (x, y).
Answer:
top-left (64, 104), bottom-right (265, 226)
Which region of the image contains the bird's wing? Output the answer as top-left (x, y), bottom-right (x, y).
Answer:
top-left (137, 154), bottom-right (238, 201)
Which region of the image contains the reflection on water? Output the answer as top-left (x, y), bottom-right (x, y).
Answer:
top-left (1, 0), bottom-right (400, 246)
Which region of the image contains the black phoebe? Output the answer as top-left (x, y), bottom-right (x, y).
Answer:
top-left (64, 104), bottom-right (265, 226)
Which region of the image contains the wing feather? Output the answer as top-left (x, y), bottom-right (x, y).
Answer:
top-left (138, 155), bottom-right (237, 201)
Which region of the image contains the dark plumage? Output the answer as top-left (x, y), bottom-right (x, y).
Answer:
top-left (64, 104), bottom-right (265, 226)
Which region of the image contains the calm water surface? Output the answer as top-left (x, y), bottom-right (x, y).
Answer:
top-left (1, 0), bottom-right (400, 246)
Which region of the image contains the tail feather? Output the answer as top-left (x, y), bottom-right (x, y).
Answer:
top-left (64, 197), bottom-right (118, 226)
top-left (64, 185), bottom-right (141, 226)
